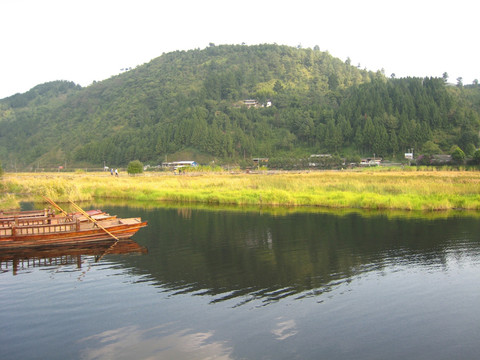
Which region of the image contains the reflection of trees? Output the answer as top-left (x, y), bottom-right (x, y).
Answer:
top-left (116, 207), bottom-right (480, 306)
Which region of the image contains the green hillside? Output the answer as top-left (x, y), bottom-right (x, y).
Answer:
top-left (1, 44), bottom-right (479, 170)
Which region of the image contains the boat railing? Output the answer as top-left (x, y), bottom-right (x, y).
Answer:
top-left (1, 216), bottom-right (53, 227)
top-left (0, 209), bottom-right (54, 219)
top-left (0, 217), bottom-right (80, 237)
top-left (0, 214), bottom-right (76, 228)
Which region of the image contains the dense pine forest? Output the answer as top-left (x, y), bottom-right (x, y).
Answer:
top-left (0, 44), bottom-right (479, 170)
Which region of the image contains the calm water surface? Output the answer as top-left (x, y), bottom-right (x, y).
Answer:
top-left (1, 204), bottom-right (480, 359)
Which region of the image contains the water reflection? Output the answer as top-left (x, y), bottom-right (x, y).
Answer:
top-left (0, 240), bottom-right (147, 275)
top-left (271, 318), bottom-right (298, 340)
top-left (4, 203), bottom-right (480, 360)
top-left (106, 205), bottom-right (480, 307)
top-left (79, 325), bottom-right (233, 360)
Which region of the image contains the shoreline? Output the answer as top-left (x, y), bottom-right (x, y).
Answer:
top-left (2, 170), bottom-right (480, 212)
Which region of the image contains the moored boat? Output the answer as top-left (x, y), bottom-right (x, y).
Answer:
top-left (1, 198), bottom-right (147, 249)
top-left (0, 215), bottom-right (147, 249)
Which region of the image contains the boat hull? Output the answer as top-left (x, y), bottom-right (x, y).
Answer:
top-left (0, 219), bottom-right (147, 249)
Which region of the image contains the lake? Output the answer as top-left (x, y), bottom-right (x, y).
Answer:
top-left (1, 204), bottom-right (480, 359)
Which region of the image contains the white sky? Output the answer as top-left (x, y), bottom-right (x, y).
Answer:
top-left (1, 0), bottom-right (478, 99)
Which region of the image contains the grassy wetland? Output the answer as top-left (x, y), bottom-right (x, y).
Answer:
top-left (2, 169), bottom-right (480, 212)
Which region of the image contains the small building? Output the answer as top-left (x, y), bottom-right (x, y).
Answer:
top-left (162, 161), bottom-right (198, 170)
top-left (309, 154), bottom-right (331, 167)
top-left (244, 99), bottom-right (259, 108)
top-left (252, 158), bottom-right (268, 166)
top-left (243, 99), bottom-right (272, 108)
top-left (360, 158), bottom-right (382, 166)
top-left (430, 155), bottom-right (452, 165)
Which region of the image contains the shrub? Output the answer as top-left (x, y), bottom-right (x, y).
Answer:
top-left (473, 149), bottom-right (480, 165)
top-left (451, 147), bottom-right (466, 164)
top-left (127, 160), bottom-right (144, 175)
top-left (465, 143), bottom-right (476, 157)
top-left (422, 141), bottom-right (441, 156)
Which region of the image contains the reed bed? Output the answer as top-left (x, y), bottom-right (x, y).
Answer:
top-left (3, 170), bottom-right (480, 211)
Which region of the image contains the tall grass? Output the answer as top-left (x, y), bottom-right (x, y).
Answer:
top-left (3, 170), bottom-right (480, 211)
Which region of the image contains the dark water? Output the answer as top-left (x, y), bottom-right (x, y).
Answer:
top-left (1, 204), bottom-right (480, 360)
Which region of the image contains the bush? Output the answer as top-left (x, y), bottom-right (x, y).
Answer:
top-left (422, 141), bottom-right (441, 156)
top-left (416, 155), bottom-right (431, 166)
top-left (473, 149), bottom-right (480, 165)
top-left (127, 160), bottom-right (144, 175)
top-left (465, 143), bottom-right (476, 157)
top-left (451, 147), bottom-right (466, 164)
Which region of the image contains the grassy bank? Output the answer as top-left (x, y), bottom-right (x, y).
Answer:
top-left (2, 170), bottom-right (480, 211)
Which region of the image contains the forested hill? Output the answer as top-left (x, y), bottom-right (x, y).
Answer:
top-left (1, 44), bottom-right (479, 169)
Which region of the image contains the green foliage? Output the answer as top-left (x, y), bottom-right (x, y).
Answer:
top-left (1, 45), bottom-right (480, 170)
top-left (464, 143), bottom-right (476, 157)
top-left (127, 160), bottom-right (144, 175)
top-left (268, 157), bottom-right (308, 170)
top-left (3, 81), bottom-right (80, 108)
top-left (421, 141), bottom-right (441, 156)
top-left (182, 164), bottom-right (223, 172)
top-left (451, 146), bottom-right (466, 164)
top-left (473, 149), bottom-right (480, 164)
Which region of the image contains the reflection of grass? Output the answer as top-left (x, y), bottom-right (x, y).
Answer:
top-left (4, 170), bottom-right (480, 212)
top-left (81, 198), bottom-right (480, 221)
top-left (0, 194), bottom-right (20, 209)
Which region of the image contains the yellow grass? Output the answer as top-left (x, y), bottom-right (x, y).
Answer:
top-left (2, 170), bottom-right (480, 211)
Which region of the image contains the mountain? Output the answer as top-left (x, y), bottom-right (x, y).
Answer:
top-left (1, 44), bottom-right (479, 170)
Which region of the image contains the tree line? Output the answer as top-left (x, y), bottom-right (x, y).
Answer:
top-left (0, 44), bottom-right (479, 170)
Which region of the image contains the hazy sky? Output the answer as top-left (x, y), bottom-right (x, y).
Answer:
top-left (1, 0), bottom-right (478, 99)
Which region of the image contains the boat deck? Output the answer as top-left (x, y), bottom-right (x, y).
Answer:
top-left (0, 204), bottom-right (147, 249)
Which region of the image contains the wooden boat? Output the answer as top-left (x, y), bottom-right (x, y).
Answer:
top-left (0, 212), bottom-right (147, 249)
top-left (1, 197), bottom-right (147, 249)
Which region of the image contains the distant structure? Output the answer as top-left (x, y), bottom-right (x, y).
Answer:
top-left (162, 161), bottom-right (198, 170)
top-left (309, 154), bottom-right (331, 167)
top-left (360, 158), bottom-right (382, 166)
top-left (252, 158), bottom-right (269, 167)
top-left (430, 155), bottom-right (452, 165)
top-left (244, 99), bottom-right (259, 108)
top-left (243, 99), bottom-right (272, 108)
